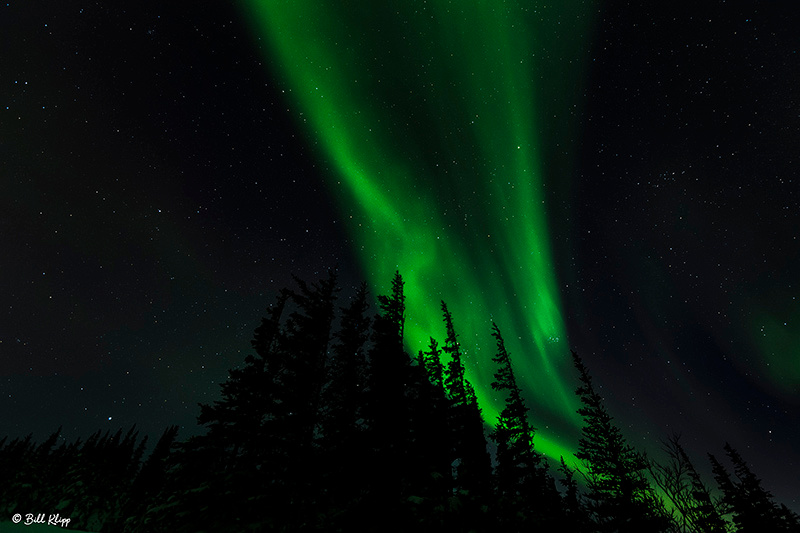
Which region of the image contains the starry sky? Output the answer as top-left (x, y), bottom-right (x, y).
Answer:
top-left (2, 0), bottom-right (798, 508)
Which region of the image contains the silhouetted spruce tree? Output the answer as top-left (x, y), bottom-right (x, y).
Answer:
top-left (162, 271), bottom-right (339, 532)
top-left (710, 443), bottom-right (800, 532)
top-left (403, 338), bottom-right (456, 528)
top-left (49, 434), bottom-right (83, 517)
top-left (367, 270), bottom-right (408, 439)
top-left (439, 301), bottom-right (492, 529)
top-left (122, 425), bottom-right (179, 533)
top-left (442, 301), bottom-right (467, 408)
top-left (678, 441), bottom-right (728, 533)
top-left (367, 271), bottom-right (464, 529)
top-left (400, 349), bottom-right (451, 527)
top-left (105, 427), bottom-right (148, 530)
top-left (317, 282), bottom-right (372, 526)
top-left (422, 337), bottom-right (445, 390)
top-left (8, 428), bottom-right (62, 514)
top-left (361, 271), bottom-right (414, 524)
top-left (277, 272), bottom-right (340, 526)
top-left (17, 428), bottom-right (66, 513)
top-left (571, 350), bottom-right (672, 532)
top-left (489, 322), bottom-right (560, 527)
top-left (725, 443), bottom-right (800, 532)
top-left (282, 273), bottom-right (340, 441)
top-left (165, 289), bottom-right (291, 532)
top-left (197, 287), bottom-right (289, 468)
top-left (420, 339), bottom-right (455, 473)
top-left (28, 428), bottom-right (61, 510)
top-left (0, 434), bottom-right (36, 515)
top-left (418, 335), bottom-right (452, 497)
top-left (323, 282), bottom-right (371, 447)
top-left (1, 433), bottom-right (46, 516)
top-left (708, 453), bottom-right (737, 522)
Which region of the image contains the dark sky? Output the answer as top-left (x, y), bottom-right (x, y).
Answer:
top-left (2, 0), bottom-right (359, 440)
top-left (2, 0), bottom-right (798, 509)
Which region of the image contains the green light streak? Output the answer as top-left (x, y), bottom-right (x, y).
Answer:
top-left (241, 0), bottom-right (594, 462)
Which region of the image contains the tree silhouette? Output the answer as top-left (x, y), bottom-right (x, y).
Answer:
top-left (5, 270), bottom-right (800, 532)
top-left (421, 337), bottom-right (445, 390)
top-left (320, 284), bottom-right (371, 443)
top-left (122, 425), bottom-right (179, 533)
top-left (489, 322), bottom-right (560, 527)
top-left (710, 443), bottom-right (800, 532)
top-left (571, 350), bottom-right (672, 532)
top-left (355, 270), bottom-right (416, 526)
top-left (314, 282), bottom-right (374, 529)
top-left (416, 337), bottom-right (453, 490)
top-left (440, 302), bottom-right (492, 501)
top-left (171, 270), bottom-right (341, 531)
top-left (323, 282), bottom-right (371, 444)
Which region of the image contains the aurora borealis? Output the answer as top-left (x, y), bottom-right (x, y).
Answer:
top-left (2, 0), bottom-right (799, 511)
top-left (242, 0), bottom-right (595, 461)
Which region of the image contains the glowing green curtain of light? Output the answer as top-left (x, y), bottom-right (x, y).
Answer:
top-left (241, 0), bottom-right (591, 462)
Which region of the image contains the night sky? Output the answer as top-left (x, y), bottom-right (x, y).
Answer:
top-left (3, 0), bottom-right (798, 509)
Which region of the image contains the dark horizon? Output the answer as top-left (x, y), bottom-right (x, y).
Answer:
top-left (2, 270), bottom-right (797, 531)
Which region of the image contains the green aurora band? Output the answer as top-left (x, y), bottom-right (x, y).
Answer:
top-left (242, 0), bottom-right (595, 462)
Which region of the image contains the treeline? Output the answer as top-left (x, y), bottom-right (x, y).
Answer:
top-left (2, 271), bottom-right (798, 532)
top-left (0, 425), bottom-right (177, 531)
